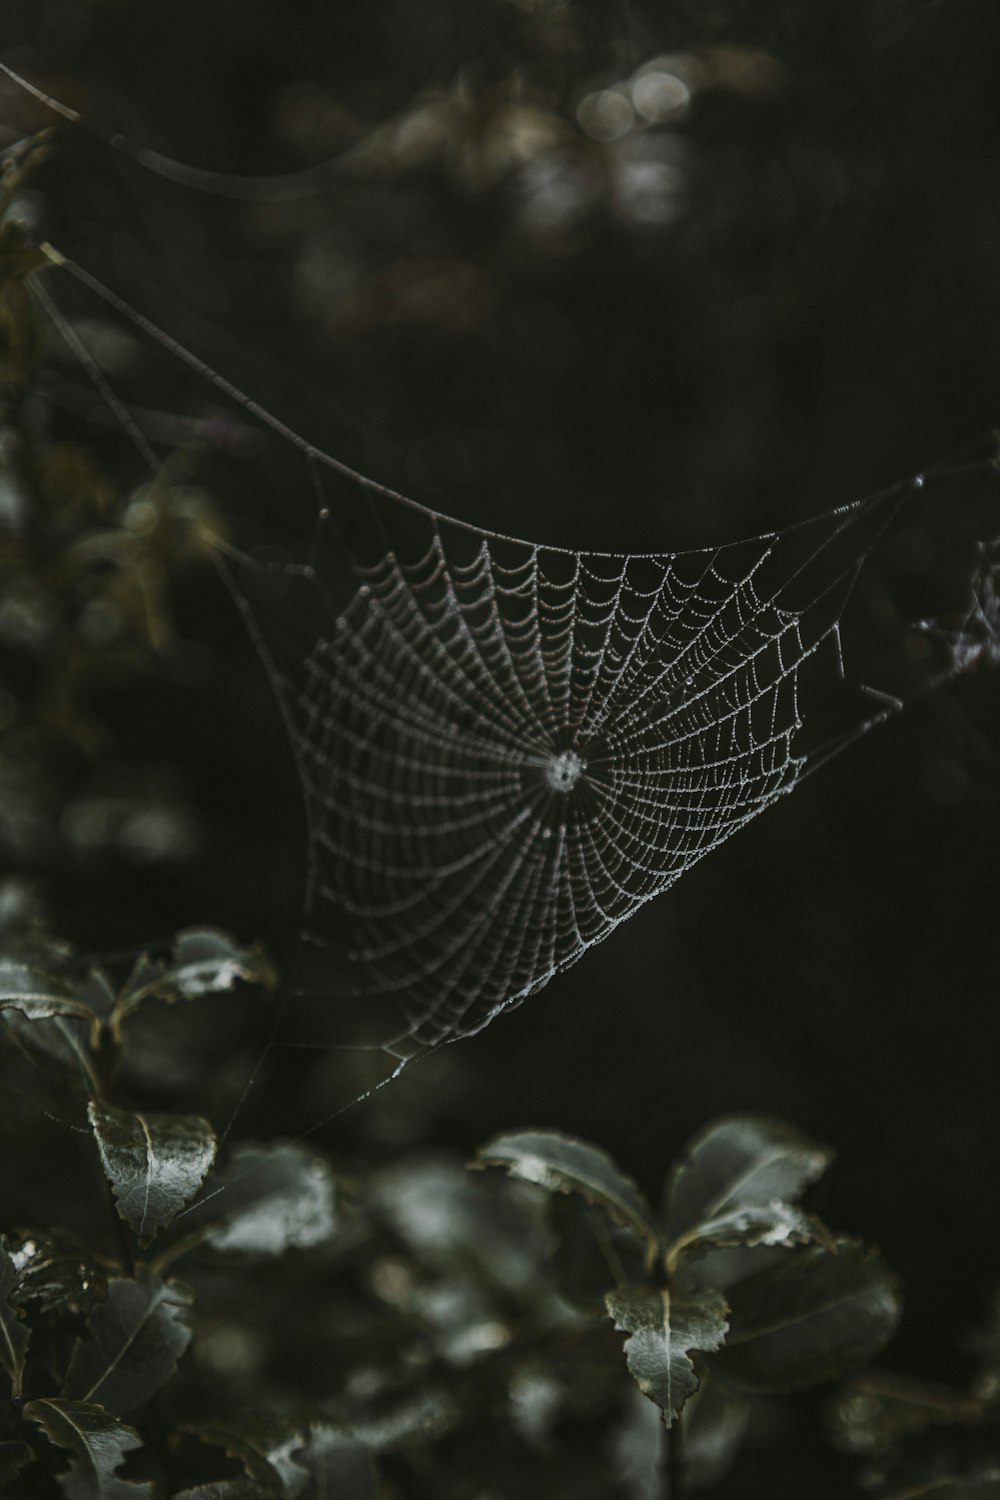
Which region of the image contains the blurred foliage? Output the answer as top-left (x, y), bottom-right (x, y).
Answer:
top-left (0, 904), bottom-right (909, 1497)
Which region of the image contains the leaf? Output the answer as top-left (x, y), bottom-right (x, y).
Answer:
top-left (5, 1227), bottom-right (109, 1316)
top-left (0, 958), bottom-right (99, 1027)
top-left (604, 1283), bottom-right (729, 1426)
top-left (182, 1143), bottom-right (337, 1258)
top-left (474, 1130), bottom-right (658, 1252)
top-left (0, 1440), bottom-right (34, 1487)
top-left (63, 1270), bottom-right (192, 1414)
top-left (301, 1425), bottom-right (377, 1499)
top-left (113, 928), bottom-right (277, 1024)
top-left (664, 1115), bottom-right (832, 1241)
top-left (714, 1238), bottom-right (902, 1392)
top-left (0, 1242), bottom-right (30, 1396)
top-left (886, 1478), bottom-right (1000, 1500)
top-left (666, 1200), bottom-right (835, 1275)
top-left (180, 1419), bottom-right (308, 1498)
top-left (88, 1098), bottom-right (216, 1243)
top-left (172, 1486), bottom-right (272, 1500)
top-left (23, 1399), bottom-right (153, 1499)
top-left (829, 1369), bottom-right (987, 1459)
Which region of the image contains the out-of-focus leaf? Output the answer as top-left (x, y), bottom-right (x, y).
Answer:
top-left (714, 1239), bottom-right (901, 1392)
top-left (0, 1242), bottom-right (30, 1396)
top-left (301, 1425), bottom-right (377, 1499)
top-left (180, 1419), bottom-right (308, 1498)
top-left (0, 1439), bottom-right (34, 1486)
top-left (666, 1200), bottom-right (834, 1275)
top-left (682, 1374), bottom-right (751, 1491)
top-left (548, 1196), bottom-right (649, 1313)
top-left (63, 1270), bottom-right (192, 1414)
top-left (182, 1143), bottom-right (337, 1258)
top-left (113, 928), bottom-right (277, 1024)
top-left (172, 1485), bottom-right (271, 1500)
top-left (0, 958), bottom-right (99, 1027)
top-left (5, 1228), bottom-right (109, 1316)
top-left (23, 1399), bottom-right (153, 1499)
top-left (87, 1098), bottom-right (216, 1243)
top-left (829, 1370), bottom-right (987, 1457)
top-left (474, 1130), bottom-right (657, 1251)
top-left (604, 1283), bottom-right (728, 1425)
top-left (663, 1116), bottom-right (832, 1241)
top-left (886, 1478), bottom-right (1000, 1500)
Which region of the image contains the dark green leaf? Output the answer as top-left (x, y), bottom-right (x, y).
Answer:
top-left (0, 958), bottom-right (99, 1027)
top-left (604, 1283), bottom-right (729, 1425)
top-left (886, 1478), bottom-right (1000, 1500)
top-left (113, 928), bottom-right (277, 1023)
top-left (0, 1439), bottom-right (34, 1487)
top-left (172, 1486), bottom-right (271, 1500)
top-left (474, 1130), bottom-right (657, 1251)
top-left (180, 1419), bottom-right (308, 1498)
top-left (829, 1370), bottom-right (987, 1458)
top-left (183, 1143), bottom-right (337, 1258)
top-left (664, 1116), bottom-right (832, 1241)
top-left (63, 1270), bottom-right (192, 1414)
top-left (23, 1399), bottom-right (153, 1499)
top-left (5, 1228), bottom-right (109, 1316)
top-left (87, 1098), bottom-right (216, 1243)
top-left (0, 1242), bottom-right (30, 1396)
top-left (666, 1200), bottom-right (834, 1276)
top-left (714, 1239), bottom-right (901, 1392)
top-left (548, 1196), bottom-right (649, 1313)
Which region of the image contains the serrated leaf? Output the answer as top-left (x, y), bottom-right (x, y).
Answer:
top-left (714, 1238), bottom-right (901, 1392)
top-left (182, 1143), bottom-right (337, 1258)
top-left (113, 928), bottom-right (277, 1024)
top-left (0, 1439), bottom-right (34, 1486)
top-left (666, 1200), bottom-right (834, 1275)
top-left (181, 1419), bottom-right (308, 1498)
top-left (88, 1098), bottom-right (216, 1243)
top-left (63, 1270), bottom-right (192, 1414)
top-left (474, 1130), bottom-right (657, 1251)
top-left (604, 1283), bottom-right (729, 1426)
top-left (23, 1399), bottom-right (152, 1499)
top-left (664, 1116), bottom-right (832, 1242)
top-left (0, 1242), bottom-right (30, 1396)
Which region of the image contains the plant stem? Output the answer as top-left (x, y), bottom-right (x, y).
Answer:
top-left (661, 1412), bottom-right (685, 1500)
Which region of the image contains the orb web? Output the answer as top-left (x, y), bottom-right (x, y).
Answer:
top-left (27, 243), bottom-right (1000, 1085)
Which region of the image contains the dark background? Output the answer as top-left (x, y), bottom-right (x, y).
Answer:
top-left (2, 0), bottom-right (1000, 1490)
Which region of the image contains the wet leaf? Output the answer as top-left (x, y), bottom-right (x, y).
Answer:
top-left (181, 1419), bottom-right (308, 1498)
top-left (714, 1239), bottom-right (901, 1392)
top-left (604, 1283), bottom-right (729, 1425)
top-left (87, 1098), bottom-right (216, 1243)
top-left (0, 1241), bottom-right (30, 1396)
top-left (183, 1143), bottom-right (337, 1258)
top-left (113, 928), bottom-right (277, 1024)
top-left (664, 1116), bottom-right (832, 1241)
top-left (23, 1399), bottom-right (153, 1499)
top-left (474, 1130), bottom-right (657, 1251)
top-left (63, 1270), bottom-right (192, 1414)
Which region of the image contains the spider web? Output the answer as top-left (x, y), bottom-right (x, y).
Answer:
top-left (30, 241), bottom-right (1000, 1089)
